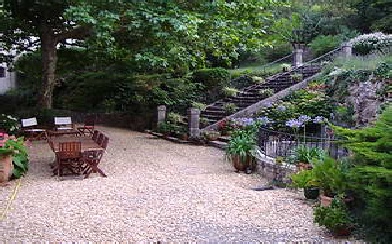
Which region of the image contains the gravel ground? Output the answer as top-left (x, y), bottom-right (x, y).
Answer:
top-left (1, 126), bottom-right (359, 242)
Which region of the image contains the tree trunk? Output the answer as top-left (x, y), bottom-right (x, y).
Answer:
top-left (38, 25), bottom-right (58, 109)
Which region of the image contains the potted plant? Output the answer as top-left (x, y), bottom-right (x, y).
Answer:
top-left (311, 157), bottom-right (349, 206)
top-left (226, 128), bottom-right (256, 172)
top-left (290, 169), bottom-right (320, 199)
top-left (223, 103), bottom-right (239, 115)
top-left (0, 137), bottom-right (14, 183)
top-left (291, 145), bottom-right (326, 170)
top-left (0, 135), bottom-right (29, 182)
top-left (314, 196), bottom-right (354, 237)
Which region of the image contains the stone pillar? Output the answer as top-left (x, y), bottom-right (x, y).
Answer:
top-left (292, 44), bottom-right (303, 68)
top-left (341, 42), bottom-right (352, 58)
top-left (157, 105), bottom-right (166, 127)
top-left (188, 108), bottom-right (200, 139)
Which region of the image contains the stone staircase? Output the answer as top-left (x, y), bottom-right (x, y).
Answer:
top-left (201, 64), bottom-right (322, 128)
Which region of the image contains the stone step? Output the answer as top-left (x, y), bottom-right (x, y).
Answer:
top-left (218, 136), bottom-right (231, 143)
top-left (208, 140), bottom-right (227, 149)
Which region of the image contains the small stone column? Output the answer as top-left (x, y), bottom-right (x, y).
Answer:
top-left (157, 105), bottom-right (166, 127)
top-left (341, 42), bottom-right (352, 58)
top-left (292, 44), bottom-right (303, 68)
top-left (188, 108), bottom-right (200, 139)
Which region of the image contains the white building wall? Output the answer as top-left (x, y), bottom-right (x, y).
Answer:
top-left (0, 65), bottom-right (16, 94)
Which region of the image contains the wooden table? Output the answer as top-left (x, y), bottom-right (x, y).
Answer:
top-left (50, 136), bottom-right (103, 153)
top-left (49, 136), bottom-right (106, 178)
top-left (47, 129), bottom-right (82, 138)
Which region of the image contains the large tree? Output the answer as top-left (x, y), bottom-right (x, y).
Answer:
top-left (1, 0), bottom-right (283, 109)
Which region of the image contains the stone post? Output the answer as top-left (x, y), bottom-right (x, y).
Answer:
top-left (341, 42), bottom-right (352, 58)
top-left (292, 44), bottom-right (304, 68)
top-left (157, 105), bottom-right (166, 127)
top-left (188, 108), bottom-right (200, 139)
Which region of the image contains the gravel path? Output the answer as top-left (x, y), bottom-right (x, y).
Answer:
top-left (1, 126), bottom-right (357, 242)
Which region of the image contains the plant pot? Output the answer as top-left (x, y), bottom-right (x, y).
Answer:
top-left (304, 187), bottom-right (320, 199)
top-left (231, 155), bottom-right (256, 173)
top-left (231, 155), bottom-right (248, 172)
top-left (333, 226), bottom-right (352, 237)
top-left (0, 155), bottom-right (13, 183)
top-left (180, 133), bottom-right (188, 141)
top-left (296, 162), bottom-right (313, 171)
top-left (320, 194), bottom-right (334, 207)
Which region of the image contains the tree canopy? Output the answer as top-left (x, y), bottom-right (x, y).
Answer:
top-left (1, 0), bottom-right (284, 109)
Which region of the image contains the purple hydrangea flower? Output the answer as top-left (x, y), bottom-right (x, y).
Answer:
top-left (298, 115), bottom-right (311, 123)
top-left (313, 116), bottom-right (326, 124)
top-left (285, 118), bottom-right (303, 128)
top-left (277, 105), bottom-right (286, 112)
top-left (265, 102), bottom-right (273, 108)
top-left (256, 116), bottom-right (271, 125)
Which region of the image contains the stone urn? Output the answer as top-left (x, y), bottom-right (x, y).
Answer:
top-left (0, 155), bottom-right (13, 183)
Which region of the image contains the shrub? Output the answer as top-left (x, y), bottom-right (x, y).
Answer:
top-left (350, 32), bottom-right (392, 56)
top-left (333, 106), bottom-right (392, 242)
top-left (264, 43), bottom-right (292, 62)
top-left (223, 103), bottom-right (239, 114)
top-left (191, 68), bottom-right (230, 90)
top-left (310, 35), bottom-right (341, 57)
top-left (222, 87), bottom-right (239, 97)
top-left (191, 68), bottom-right (230, 103)
top-left (0, 114), bottom-right (20, 134)
top-left (314, 196), bottom-right (353, 235)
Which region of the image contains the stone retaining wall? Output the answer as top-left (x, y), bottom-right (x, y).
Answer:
top-left (256, 159), bottom-right (296, 183)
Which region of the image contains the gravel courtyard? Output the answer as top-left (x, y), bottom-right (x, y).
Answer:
top-left (1, 126), bottom-right (355, 242)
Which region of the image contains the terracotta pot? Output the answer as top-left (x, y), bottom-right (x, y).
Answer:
top-left (231, 155), bottom-right (248, 172)
top-left (231, 155), bottom-right (256, 172)
top-left (320, 194), bottom-right (334, 207)
top-left (333, 226), bottom-right (352, 237)
top-left (296, 162), bottom-right (313, 171)
top-left (304, 187), bottom-right (320, 199)
top-left (180, 133), bottom-right (188, 141)
top-left (0, 155), bottom-right (13, 183)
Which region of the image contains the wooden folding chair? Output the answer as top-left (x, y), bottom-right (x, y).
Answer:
top-left (21, 117), bottom-right (47, 141)
top-left (100, 136), bottom-right (109, 150)
top-left (92, 130), bottom-right (99, 141)
top-left (96, 132), bottom-right (104, 145)
top-left (55, 141), bottom-right (82, 178)
top-left (54, 117), bottom-right (74, 131)
top-left (81, 150), bottom-right (107, 178)
top-left (77, 117), bottom-right (95, 136)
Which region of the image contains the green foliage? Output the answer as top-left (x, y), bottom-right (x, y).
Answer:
top-left (191, 102), bottom-right (207, 112)
top-left (223, 103), bottom-right (238, 115)
top-left (258, 88), bottom-right (274, 97)
top-left (222, 87), bottom-right (239, 98)
top-left (314, 196), bottom-right (353, 234)
top-left (311, 157), bottom-right (349, 196)
top-left (226, 128), bottom-right (256, 158)
top-left (290, 169), bottom-right (316, 188)
top-left (192, 68), bottom-right (230, 102)
top-left (309, 35), bottom-right (341, 57)
top-left (291, 145), bottom-right (326, 164)
top-left (192, 68), bottom-right (230, 90)
top-left (1, 137), bottom-right (29, 179)
top-left (166, 112), bottom-right (185, 125)
top-left (263, 43), bottom-right (292, 62)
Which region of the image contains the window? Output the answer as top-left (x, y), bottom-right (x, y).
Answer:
top-left (0, 67), bottom-right (5, 78)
